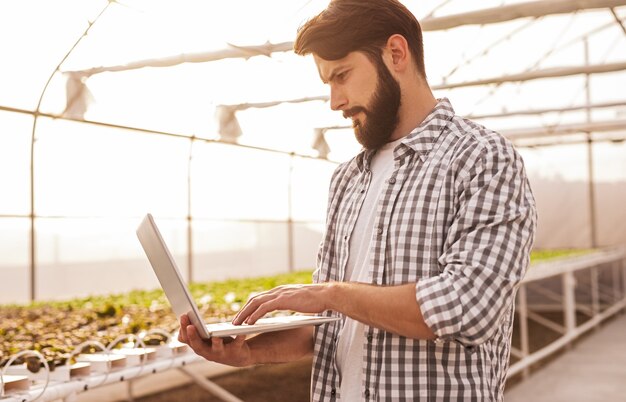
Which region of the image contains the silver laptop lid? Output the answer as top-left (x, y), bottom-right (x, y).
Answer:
top-left (136, 213), bottom-right (211, 338)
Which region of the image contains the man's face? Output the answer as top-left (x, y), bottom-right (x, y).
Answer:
top-left (314, 51), bottom-right (401, 150)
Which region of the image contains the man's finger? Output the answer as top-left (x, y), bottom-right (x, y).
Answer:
top-left (211, 336), bottom-right (224, 353)
top-left (244, 300), bottom-right (275, 325)
top-left (233, 299), bottom-right (262, 325)
top-left (234, 292), bottom-right (279, 324)
top-left (234, 335), bottom-right (246, 346)
top-left (186, 324), bottom-right (212, 360)
top-left (179, 314), bottom-right (190, 343)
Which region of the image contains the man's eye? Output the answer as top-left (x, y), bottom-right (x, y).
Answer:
top-left (337, 71), bottom-right (347, 81)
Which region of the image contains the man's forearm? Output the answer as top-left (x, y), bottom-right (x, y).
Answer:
top-left (325, 282), bottom-right (436, 340)
top-left (247, 326), bottom-right (314, 364)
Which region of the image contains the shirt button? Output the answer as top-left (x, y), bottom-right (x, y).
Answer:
top-left (388, 177), bottom-right (396, 184)
top-left (376, 227), bottom-right (383, 235)
top-left (364, 389), bottom-right (370, 397)
top-left (367, 334), bottom-right (373, 343)
top-left (331, 388), bottom-right (336, 396)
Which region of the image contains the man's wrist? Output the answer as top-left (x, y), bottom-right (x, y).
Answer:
top-left (323, 281), bottom-right (344, 312)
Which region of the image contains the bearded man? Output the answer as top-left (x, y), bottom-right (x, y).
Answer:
top-left (179, 1), bottom-right (537, 400)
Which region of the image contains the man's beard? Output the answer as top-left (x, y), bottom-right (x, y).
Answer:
top-left (343, 58), bottom-right (402, 150)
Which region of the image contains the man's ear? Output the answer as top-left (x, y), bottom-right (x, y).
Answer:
top-left (386, 34), bottom-right (410, 72)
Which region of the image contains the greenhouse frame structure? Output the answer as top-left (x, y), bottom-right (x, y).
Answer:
top-left (0, 0), bottom-right (625, 304)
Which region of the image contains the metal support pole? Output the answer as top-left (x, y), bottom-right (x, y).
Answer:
top-left (126, 379), bottom-right (135, 402)
top-left (590, 268), bottom-right (599, 314)
top-left (287, 154), bottom-right (295, 273)
top-left (26, 0), bottom-right (113, 303)
top-left (622, 258), bottom-right (626, 314)
top-left (590, 267), bottom-right (600, 331)
top-left (517, 285), bottom-right (530, 378)
top-left (584, 37), bottom-right (598, 249)
top-left (179, 366), bottom-right (244, 402)
top-left (563, 272), bottom-right (577, 335)
top-left (29, 142), bottom-right (36, 302)
top-left (612, 262), bottom-right (621, 304)
top-left (187, 138), bottom-right (194, 283)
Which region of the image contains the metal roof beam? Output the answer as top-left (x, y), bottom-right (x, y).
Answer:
top-left (433, 61), bottom-right (626, 90)
top-left (219, 95), bottom-right (328, 111)
top-left (65, 41), bottom-right (294, 76)
top-left (467, 100), bottom-right (626, 119)
top-left (501, 118), bottom-right (626, 140)
top-left (422, 0), bottom-right (626, 31)
top-left (514, 135), bottom-right (626, 147)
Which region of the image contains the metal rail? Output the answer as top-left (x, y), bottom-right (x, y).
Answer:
top-left (508, 248), bottom-right (626, 379)
top-left (0, 347), bottom-right (242, 402)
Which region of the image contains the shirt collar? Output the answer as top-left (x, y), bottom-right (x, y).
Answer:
top-left (401, 97), bottom-right (454, 157)
top-left (355, 98), bottom-right (455, 171)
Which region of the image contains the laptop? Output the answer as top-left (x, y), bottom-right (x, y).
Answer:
top-left (136, 213), bottom-right (339, 339)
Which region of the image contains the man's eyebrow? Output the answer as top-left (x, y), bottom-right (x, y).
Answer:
top-left (321, 65), bottom-right (349, 84)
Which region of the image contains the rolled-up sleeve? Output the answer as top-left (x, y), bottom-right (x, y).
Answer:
top-left (415, 139), bottom-right (537, 347)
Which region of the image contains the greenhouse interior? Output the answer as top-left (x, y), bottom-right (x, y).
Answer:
top-left (1, 0), bottom-right (625, 401)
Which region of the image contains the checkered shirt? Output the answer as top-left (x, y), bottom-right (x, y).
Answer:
top-left (311, 98), bottom-right (537, 401)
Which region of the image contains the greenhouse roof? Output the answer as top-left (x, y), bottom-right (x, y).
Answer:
top-left (1, 0), bottom-right (626, 158)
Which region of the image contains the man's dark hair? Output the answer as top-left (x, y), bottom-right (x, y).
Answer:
top-left (294, 0), bottom-right (426, 77)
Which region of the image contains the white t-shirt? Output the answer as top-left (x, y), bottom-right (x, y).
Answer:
top-left (335, 136), bottom-right (403, 400)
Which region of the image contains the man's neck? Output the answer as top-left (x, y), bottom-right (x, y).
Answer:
top-left (390, 79), bottom-right (438, 141)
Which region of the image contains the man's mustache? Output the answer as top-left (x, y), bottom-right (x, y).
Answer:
top-left (343, 106), bottom-right (367, 119)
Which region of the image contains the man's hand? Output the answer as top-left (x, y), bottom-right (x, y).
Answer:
top-left (232, 284), bottom-right (331, 325)
top-left (178, 314), bottom-right (252, 367)
top-left (233, 281), bottom-right (436, 340)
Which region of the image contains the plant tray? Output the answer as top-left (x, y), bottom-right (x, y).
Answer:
top-left (75, 353), bottom-right (126, 372)
top-left (1, 374), bottom-right (29, 394)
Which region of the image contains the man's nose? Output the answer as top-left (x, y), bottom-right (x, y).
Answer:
top-left (329, 86), bottom-right (347, 111)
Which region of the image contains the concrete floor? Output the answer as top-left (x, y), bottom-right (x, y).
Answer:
top-left (505, 313), bottom-right (626, 402)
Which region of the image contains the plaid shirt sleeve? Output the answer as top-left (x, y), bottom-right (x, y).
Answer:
top-left (415, 131), bottom-right (537, 347)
